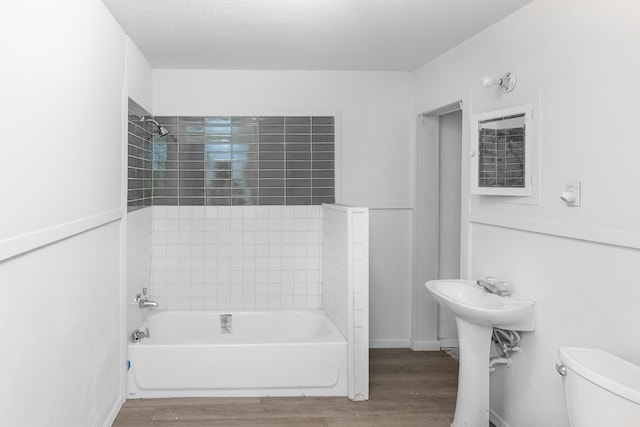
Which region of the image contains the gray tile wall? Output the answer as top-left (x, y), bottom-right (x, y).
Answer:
top-left (151, 116), bottom-right (335, 206)
top-left (127, 99), bottom-right (153, 211)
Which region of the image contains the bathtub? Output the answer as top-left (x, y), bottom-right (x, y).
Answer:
top-left (127, 309), bottom-right (348, 398)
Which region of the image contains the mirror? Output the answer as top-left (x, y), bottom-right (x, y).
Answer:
top-left (471, 105), bottom-right (533, 196)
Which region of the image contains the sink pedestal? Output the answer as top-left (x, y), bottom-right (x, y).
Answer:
top-left (424, 279), bottom-right (535, 427)
top-left (452, 318), bottom-right (493, 427)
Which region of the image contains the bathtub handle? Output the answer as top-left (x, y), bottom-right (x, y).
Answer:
top-left (131, 328), bottom-right (150, 343)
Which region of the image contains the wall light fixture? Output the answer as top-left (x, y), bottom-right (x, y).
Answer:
top-left (481, 72), bottom-right (517, 93)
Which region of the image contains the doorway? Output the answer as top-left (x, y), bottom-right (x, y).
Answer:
top-left (412, 102), bottom-right (463, 349)
top-left (437, 110), bottom-right (462, 347)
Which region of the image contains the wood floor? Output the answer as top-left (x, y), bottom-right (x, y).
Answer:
top-left (113, 349), bottom-right (459, 427)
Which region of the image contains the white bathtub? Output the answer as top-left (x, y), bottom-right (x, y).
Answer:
top-left (127, 309), bottom-right (348, 398)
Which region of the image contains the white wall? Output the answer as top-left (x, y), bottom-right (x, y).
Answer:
top-left (153, 70), bottom-right (415, 344)
top-left (0, 0), bottom-right (129, 425)
top-left (126, 37), bottom-right (154, 112)
top-left (1, 1), bottom-right (124, 242)
top-left (369, 209), bottom-right (413, 347)
top-left (414, 1), bottom-right (640, 425)
top-left (0, 223), bottom-right (121, 426)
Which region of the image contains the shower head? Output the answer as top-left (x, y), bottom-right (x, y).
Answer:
top-left (157, 125), bottom-right (169, 137)
top-left (141, 117), bottom-right (169, 137)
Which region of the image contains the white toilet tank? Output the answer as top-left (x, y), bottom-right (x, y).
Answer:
top-left (558, 347), bottom-right (640, 426)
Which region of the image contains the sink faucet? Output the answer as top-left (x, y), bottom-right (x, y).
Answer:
top-left (477, 277), bottom-right (511, 297)
top-left (135, 289), bottom-right (158, 309)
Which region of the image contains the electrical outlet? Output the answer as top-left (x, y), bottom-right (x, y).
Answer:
top-left (561, 180), bottom-right (581, 207)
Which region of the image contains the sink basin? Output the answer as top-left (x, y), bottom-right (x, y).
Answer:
top-left (425, 279), bottom-right (535, 427)
top-left (426, 279), bottom-right (535, 331)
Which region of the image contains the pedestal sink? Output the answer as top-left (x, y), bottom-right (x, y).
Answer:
top-left (425, 279), bottom-right (535, 427)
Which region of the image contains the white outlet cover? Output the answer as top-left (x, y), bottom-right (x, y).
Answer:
top-left (564, 180), bottom-right (581, 207)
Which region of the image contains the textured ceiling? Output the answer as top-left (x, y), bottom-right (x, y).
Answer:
top-left (102, 0), bottom-right (533, 71)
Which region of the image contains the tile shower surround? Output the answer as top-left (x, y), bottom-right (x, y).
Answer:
top-left (151, 115), bottom-right (335, 206)
top-left (126, 109), bottom-right (338, 310)
top-left (127, 99), bottom-right (153, 211)
top-left (478, 125), bottom-right (525, 187)
top-left (150, 205), bottom-right (323, 310)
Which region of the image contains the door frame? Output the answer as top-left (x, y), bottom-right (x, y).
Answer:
top-left (410, 91), bottom-right (471, 350)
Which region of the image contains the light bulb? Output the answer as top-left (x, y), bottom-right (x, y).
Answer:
top-left (481, 76), bottom-right (498, 88)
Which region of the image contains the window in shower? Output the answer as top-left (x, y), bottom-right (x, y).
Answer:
top-left (150, 116), bottom-right (335, 206)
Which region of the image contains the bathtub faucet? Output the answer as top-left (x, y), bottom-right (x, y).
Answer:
top-left (135, 293), bottom-right (158, 309)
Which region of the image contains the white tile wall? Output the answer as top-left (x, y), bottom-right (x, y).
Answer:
top-left (322, 207), bottom-right (349, 334)
top-left (350, 209), bottom-right (370, 401)
top-left (150, 205), bottom-right (323, 310)
top-left (322, 204), bottom-right (370, 401)
top-left (126, 207), bottom-right (152, 333)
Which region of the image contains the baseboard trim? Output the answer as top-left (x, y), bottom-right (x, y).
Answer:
top-left (410, 340), bottom-right (442, 351)
top-left (490, 409), bottom-right (512, 427)
top-left (370, 339), bottom-right (411, 349)
top-left (103, 395), bottom-right (125, 427)
top-left (438, 338), bottom-right (459, 349)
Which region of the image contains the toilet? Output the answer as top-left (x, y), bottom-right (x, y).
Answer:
top-left (558, 347), bottom-right (640, 426)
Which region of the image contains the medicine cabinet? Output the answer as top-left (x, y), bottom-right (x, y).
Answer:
top-left (470, 104), bottom-right (533, 196)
